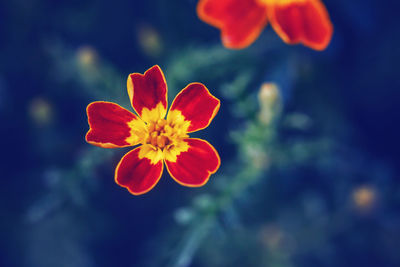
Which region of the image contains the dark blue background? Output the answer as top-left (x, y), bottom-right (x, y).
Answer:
top-left (1, 0), bottom-right (399, 266)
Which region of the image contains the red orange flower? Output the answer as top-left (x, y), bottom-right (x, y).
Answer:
top-left (85, 65), bottom-right (221, 195)
top-left (197, 0), bottom-right (333, 50)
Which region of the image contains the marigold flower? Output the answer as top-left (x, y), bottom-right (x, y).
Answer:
top-left (197, 0), bottom-right (333, 50)
top-left (85, 65), bottom-right (221, 195)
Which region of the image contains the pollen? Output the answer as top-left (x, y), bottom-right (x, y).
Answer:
top-left (145, 119), bottom-right (187, 149)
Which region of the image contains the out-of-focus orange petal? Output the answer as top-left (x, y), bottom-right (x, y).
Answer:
top-left (197, 0), bottom-right (269, 49)
top-left (168, 83), bottom-right (220, 133)
top-left (115, 146), bottom-right (163, 195)
top-left (268, 0), bottom-right (333, 50)
top-left (85, 101), bottom-right (143, 148)
top-left (165, 138), bottom-right (220, 187)
top-left (127, 65), bottom-right (168, 121)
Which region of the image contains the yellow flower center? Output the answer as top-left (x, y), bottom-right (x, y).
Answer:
top-left (128, 106), bottom-right (191, 164)
top-left (143, 109), bottom-right (190, 152)
top-left (145, 119), bottom-right (175, 149)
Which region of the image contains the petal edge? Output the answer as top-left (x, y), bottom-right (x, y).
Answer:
top-left (85, 101), bottom-right (144, 148)
top-left (169, 83), bottom-right (220, 133)
top-left (127, 65), bottom-right (168, 121)
top-left (268, 0), bottom-right (333, 50)
top-left (197, 0), bottom-right (269, 49)
top-left (165, 138), bottom-right (221, 187)
top-left (115, 146), bottom-right (164, 195)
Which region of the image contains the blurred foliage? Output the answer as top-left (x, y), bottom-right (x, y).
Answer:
top-left (1, 0), bottom-right (400, 267)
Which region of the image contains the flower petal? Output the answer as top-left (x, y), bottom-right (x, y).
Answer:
top-left (127, 65), bottom-right (168, 122)
top-left (115, 145), bottom-right (164, 195)
top-left (86, 101), bottom-right (146, 148)
top-left (165, 138), bottom-right (220, 187)
top-left (168, 83), bottom-right (220, 133)
top-left (197, 0), bottom-right (268, 49)
top-left (268, 0), bottom-right (333, 50)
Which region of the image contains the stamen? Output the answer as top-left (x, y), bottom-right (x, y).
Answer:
top-left (150, 131), bottom-right (158, 146)
top-left (164, 125), bottom-right (172, 134)
top-left (157, 135), bottom-right (169, 148)
top-left (147, 123), bottom-right (155, 133)
top-left (158, 119), bottom-right (167, 127)
top-left (144, 118), bottom-right (187, 150)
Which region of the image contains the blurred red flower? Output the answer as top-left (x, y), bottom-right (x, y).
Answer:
top-left (197, 0), bottom-right (333, 50)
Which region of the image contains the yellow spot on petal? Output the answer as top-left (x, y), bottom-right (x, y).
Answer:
top-left (141, 102), bottom-right (167, 123)
top-left (166, 109), bottom-right (191, 133)
top-left (138, 144), bottom-right (164, 164)
top-left (125, 118), bottom-right (147, 145)
top-left (163, 140), bottom-right (189, 162)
